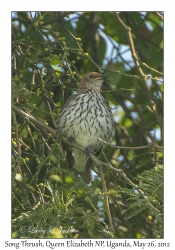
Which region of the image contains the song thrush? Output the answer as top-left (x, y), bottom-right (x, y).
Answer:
top-left (56, 72), bottom-right (115, 183)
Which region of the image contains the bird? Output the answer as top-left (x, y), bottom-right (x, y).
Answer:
top-left (56, 72), bottom-right (115, 183)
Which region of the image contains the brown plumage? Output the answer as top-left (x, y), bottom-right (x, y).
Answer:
top-left (56, 72), bottom-right (115, 183)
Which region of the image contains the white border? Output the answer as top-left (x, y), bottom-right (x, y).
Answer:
top-left (0, 1), bottom-right (174, 248)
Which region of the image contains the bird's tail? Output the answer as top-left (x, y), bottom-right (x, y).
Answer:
top-left (73, 149), bottom-right (93, 183)
top-left (79, 168), bottom-right (92, 184)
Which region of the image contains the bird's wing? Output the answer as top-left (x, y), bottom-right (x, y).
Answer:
top-left (61, 141), bottom-right (74, 169)
top-left (56, 93), bottom-right (77, 130)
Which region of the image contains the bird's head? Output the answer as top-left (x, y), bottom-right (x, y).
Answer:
top-left (78, 72), bottom-right (108, 93)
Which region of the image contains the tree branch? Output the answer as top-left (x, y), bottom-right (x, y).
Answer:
top-left (98, 137), bottom-right (163, 152)
top-left (99, 167), bottom-right (115, 233)
top-left (156, 12), bottom-right (163, 21)
top-left (12, 111), bottom-right (21, 187)
top-left (115, 14), bottom-right (163, 133)
top-left (12, 104), bottom-right (161, 215)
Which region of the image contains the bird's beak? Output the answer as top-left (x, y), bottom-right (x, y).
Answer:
top-left (96, 75), bottom-right (109, 80)
top-left (101, 75), bottom-right (108, 80)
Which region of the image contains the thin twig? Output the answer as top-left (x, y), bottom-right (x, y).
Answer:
top-left (142, 62), bottom-right (163, 76)
top-left (85, 192), bottom-right (98, 212)
top-left (115, 14), bottom-right (163, 132)
top-left (12, 111), bottom-right (21, 187)
top-left (12, 105), bottom-right (161, 215)
top-left (13, 53), bottom-right (16, 70)
top-left (99, 167), bottom-right (115, 233)
top-left (98, 137), bottom-right (163, 151)
top-left (12, 105), bottom-right (56, 135)
top-left (19, 139), bottom-right (38, 156)
top-left (156, 12), bottom-right (163, 22)
top-left (115, 91), bottom-right (159, 143)
top-left (89, 154), bottom-right (161, 214)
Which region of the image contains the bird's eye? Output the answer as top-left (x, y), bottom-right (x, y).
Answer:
top-left (89, 74), bottom-right (94, 78)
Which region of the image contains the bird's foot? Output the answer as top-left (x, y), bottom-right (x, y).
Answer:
top-left (67, 136), bottom-right (74, 144)
top-left (85, 146), bottom-right (96, 156)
